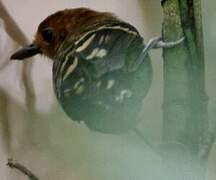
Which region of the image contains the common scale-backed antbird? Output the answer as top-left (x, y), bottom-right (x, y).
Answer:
top-left (11, 8), bottom-right (183, 133)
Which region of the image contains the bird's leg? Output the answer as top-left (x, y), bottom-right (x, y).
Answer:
top-left (129, 36), bottom-right (184, 72)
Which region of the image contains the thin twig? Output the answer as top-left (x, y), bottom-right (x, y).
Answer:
top-left (0, 0), bottom-right (37, 138)
top-left (7, 158), bottom-right (39, 180)
top-left (133, 128), bottom-right (160, 156)
top-left (0, 1), bottom-right (28, 45)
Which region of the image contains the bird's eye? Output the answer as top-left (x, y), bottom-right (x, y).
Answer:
top-left (42, 28), bottom-right (54, 43)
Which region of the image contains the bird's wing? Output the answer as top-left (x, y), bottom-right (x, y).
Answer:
top-left (74, 21), bottom-right (145, 77)
top-left (53, 21), bottom-right (148, 97)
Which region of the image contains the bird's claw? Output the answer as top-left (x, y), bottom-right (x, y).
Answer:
top-left (141, 36), bottom-right (184, 58)
top-left (130, 36), bottom-right (185, 72)
top-left (153, 36), bottom-right (185, 49)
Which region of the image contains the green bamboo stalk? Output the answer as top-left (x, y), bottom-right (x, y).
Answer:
top-left (161, 0), bottom-right (208, 179)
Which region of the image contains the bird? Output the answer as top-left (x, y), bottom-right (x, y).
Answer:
top-left (11, 8), bottom-right (183, 134)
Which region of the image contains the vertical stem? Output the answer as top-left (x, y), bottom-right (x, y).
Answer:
top-left (162, 0), bottom-right (208, 179)
top-left (0, 2), bottom-right (37, 147)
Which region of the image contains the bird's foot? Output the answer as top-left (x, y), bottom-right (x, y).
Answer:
top-left (152, 36), bottom-right (185, 49)
top-left (141, 36), bottom-right (184, 58)
top-left (128, 36), bottom-right (184, 72)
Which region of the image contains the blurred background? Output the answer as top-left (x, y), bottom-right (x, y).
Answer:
top-left (0, 0), bottom-right (215, 179)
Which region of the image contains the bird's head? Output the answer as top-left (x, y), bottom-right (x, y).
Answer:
top-left (11, 8), bottom-right (116, 60)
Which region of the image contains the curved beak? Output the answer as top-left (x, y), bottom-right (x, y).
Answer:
top-left (10, 44), bottom-right (41, 60)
